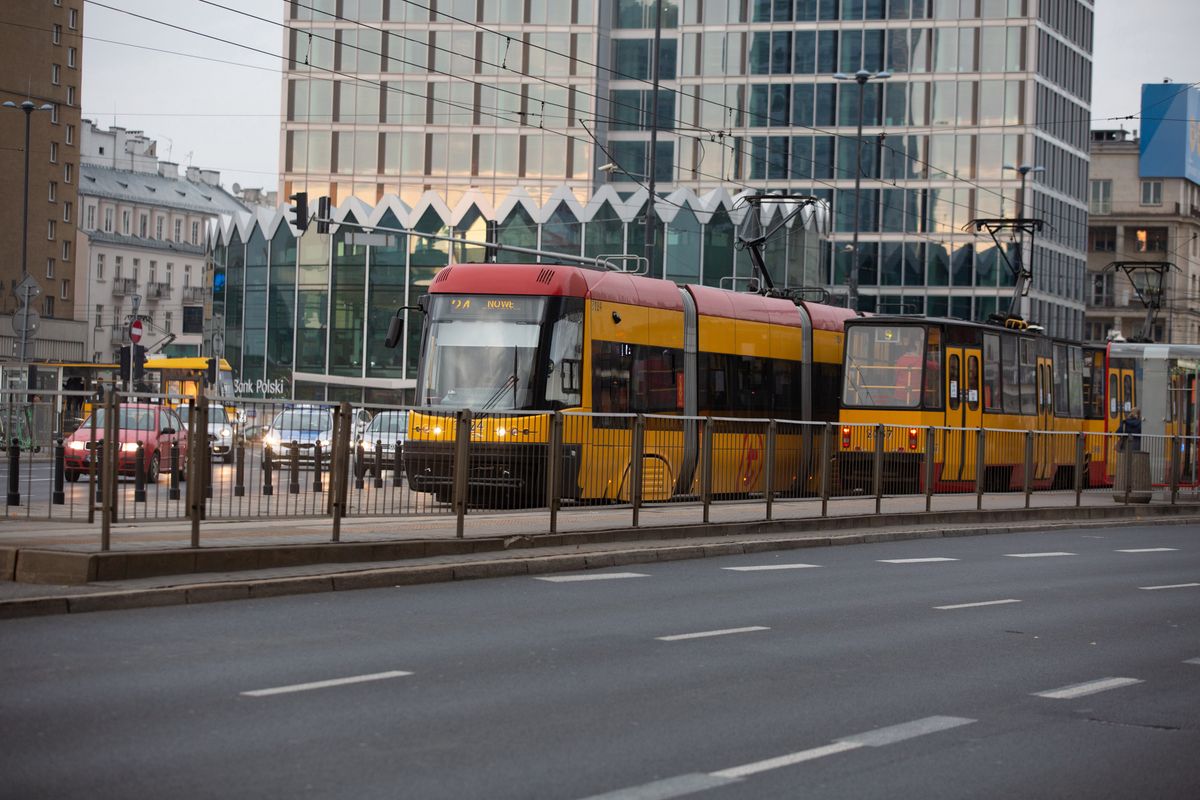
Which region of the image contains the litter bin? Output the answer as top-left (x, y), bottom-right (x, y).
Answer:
top-left (1113, 450), bottom-right (1151, 503)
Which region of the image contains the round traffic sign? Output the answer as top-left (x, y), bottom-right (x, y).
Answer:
top-left (130, 318), bottom-right (144, 344)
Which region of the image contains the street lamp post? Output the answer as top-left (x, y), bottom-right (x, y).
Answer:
top-left (3, 99), bottom-right (54, 365)
top-left (644, 0), bottom-right (664, 276)
top-left (833, 69), bottom-right (890, 311)
top-left (1003, 163), bottom-right (1046, 217)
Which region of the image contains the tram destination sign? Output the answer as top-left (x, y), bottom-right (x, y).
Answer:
top-left (436, 295), bottom-right (544, 322)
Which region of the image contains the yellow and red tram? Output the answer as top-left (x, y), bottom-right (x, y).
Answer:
top-left (403, 262), bottom-right (856, 505)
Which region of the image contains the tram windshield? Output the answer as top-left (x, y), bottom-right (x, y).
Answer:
top-left (417, 295), bottom-right (584, 410)
top-left (843, 324), bottom-right (931, 409)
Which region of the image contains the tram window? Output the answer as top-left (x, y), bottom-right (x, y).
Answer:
top-left (1069, 347), bottom-right (1084, 418)
top-left (1109, 374), bottom-right (1118, 418)
top-left (983, 334), bottom-right (1002, 411)
top-left (771, 359), bottom-right (804, 420)
top-left (1001, 335), bottom-right (1020, 413)
top-left (842, 324), bottom-right (926, 409)
top-left (923, 328), bottom-right (942, 409)
top-left (593, 341), bottom-right (632, 415)
top-left (1053, 344), bottom-right (1070, 416)
top-left (1019, 339), bottom-right (1037, 415)
top-left (1083, 351), bottom-right (1104, 419)
top-left (948, 354), bottom-right (961, 411)
top-left (1122, 374), bottom-right (1134, 413)
top-left (967, 355), bottom-right (979, 411)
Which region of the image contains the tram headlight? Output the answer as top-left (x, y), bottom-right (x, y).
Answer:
top-left (495, 427), bottom-right (507, 438)
top-left (432, 426), bottom-right (443, 436)
top-left (841, 426), bottom-right (851, 448)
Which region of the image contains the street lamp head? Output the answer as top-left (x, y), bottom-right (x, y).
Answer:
top-left (1, 101), bottom-right (15, 108)
top-left (874, 70), bottom-right (892, 80)
top-left (37, 103), bottom-right (53, 111)
top-left (832, 72), bottom-right (850, 81)
top-left (1004, 164), bottom-right (1046, 176)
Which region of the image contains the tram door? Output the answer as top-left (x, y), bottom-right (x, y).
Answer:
top-left (1106, 363), bottom-right (1136, 478)
top-left (1035, 356), bottom-right (1055, 482)
top-left (944, 347), bottom-right (982, 482)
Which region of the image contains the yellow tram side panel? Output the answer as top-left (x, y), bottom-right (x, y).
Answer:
top-left (577, 299), bottom-right (685, 502)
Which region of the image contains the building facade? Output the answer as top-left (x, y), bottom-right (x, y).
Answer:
top-left (0, 0), bottom-right (85, 359)
top-left (278, 0), bottom-right (1093, 337)
top-left (1085, 86), bottom-right (1200, 344)
top-left (75, 122), bottom-right (247, 362)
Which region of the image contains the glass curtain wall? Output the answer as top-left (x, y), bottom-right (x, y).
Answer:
top-left (267, 225), bottom-right (297, 385)
top-left (330, 214), bottom-right (368, 377)
top-left (366, 209), bottom-right (406, 381)
top-left (224, 230), bottom-right (244, 374)
top-left (242, 229), bottom-right (269, 384)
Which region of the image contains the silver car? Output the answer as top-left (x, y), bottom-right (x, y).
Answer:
top-left (177, 404), bottom-right (236, 463)
top-left (353, 410), bottom-right (408, 478)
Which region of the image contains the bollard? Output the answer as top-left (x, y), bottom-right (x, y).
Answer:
top-left (312, 441), bottom-right (323, 493)
top-left (262, 444), bottom-right (275, 496)
top-left (169, 439), bottom-right (181, 500)
top-left (52, 434), bottom-right (65, 505)
top-left (6, 437), bottom-right (20, 506)
top-left (373, 440), bottom-right (384, 489)
top-left (233, 439), bottom-right (245, 498)
top-left (354, 442), bottom-right (365, 490)
top-left (134, 441), bottom-right (147, 503)
top-left (289, 440), bottom-right (301, 494)
top-left (94, 440), bottom-right (105, 504)
top-left (819, 422), bottom-right (831, 518)
top-left (924, 426), bottom-right (935, 513)
top-left (872, 423), bottom-right (883, 515)
top-left (392, 437), bottom-right (403, 487)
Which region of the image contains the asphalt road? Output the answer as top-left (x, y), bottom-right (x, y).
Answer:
top-left (1, 524), bottom-right (1197, 799)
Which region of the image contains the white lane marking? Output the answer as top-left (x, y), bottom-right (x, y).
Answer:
top-left (1004, 552), bottom-right (1076, 558)
top-left (242, 670), bottom-right (412, 697)
top-left (1033, 677), bottom-right (1142, 700)
top-left (1138, 583), bottom-right (1200, 591)
top-left (1185, 658), bottom-right (1200, 666)
top-left (712, 716), bottom-right (975, 780)
top-left (722, 564), bottom-right (821, 572)
top-left (657, 626), bottom-right (770, 642)
top-left (712, 741), bottom-right (862, 779)
top-left (1117, 548), bottom-right (1179, 553)
top-left (535, 572), bottom-right (650, 583)
top-left (934, 599), bottom-right (1022, 611)
top-left (838, 715), bottom-right (977, 747)
top-left (579, 774), bottom-right (736, 800)
top-left (878, 557), bottom-right (959, 564)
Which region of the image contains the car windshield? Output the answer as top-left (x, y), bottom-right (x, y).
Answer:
top-left (176, 405), bottom-right (229, 424)
top-left (80, 407), bottom-right (155, 431)
top-left (273, 409), bottom-right (331, 432)
top-left (367, 411), bottom-right (407, 438)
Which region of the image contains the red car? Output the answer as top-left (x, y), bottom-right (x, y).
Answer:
top-left (64, 403), bottom-right (189, 483)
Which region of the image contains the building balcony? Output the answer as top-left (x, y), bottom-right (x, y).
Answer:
top-left (109, 326), bottom-right (126, 345)
top-left (147, 282), bottom-right (172, 300)
top-left (111, 277), bottom-right (137, 296)
top-left (183, 286), bottom-right (205, 305)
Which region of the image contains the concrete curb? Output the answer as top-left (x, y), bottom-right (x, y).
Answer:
top-left (1, 511), bottom-right (1196, 620)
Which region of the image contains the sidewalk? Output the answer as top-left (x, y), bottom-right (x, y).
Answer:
top-left (2, 499), bottom-right (1197, 619)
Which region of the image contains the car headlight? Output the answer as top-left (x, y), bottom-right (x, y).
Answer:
top-left (317, 437), bottom-right (333, 449)
top-left (219, 428), bottom-right (232, 438)
top-left (263, 433), bottom-right (282, 450)
top-left (121, 442), bottom-right (140, 453)
top-left (68, 441), bottom-right (86, 451)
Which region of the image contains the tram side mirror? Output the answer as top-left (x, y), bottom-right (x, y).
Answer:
top-left (384, 311), bottom-right (404, 349)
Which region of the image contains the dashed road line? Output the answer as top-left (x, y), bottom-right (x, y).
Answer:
top-left (242, 670), bottom-right (412, 697)
top-left (722, 563), bottom-right (821, 571)
top-left (878, 557), bottom-right (959, 564)
top-left (535, 572), bottom-right (650, 583)
top-left (1138, 582), bottom-right (1200, 591)
top-left (1116, 548), bottom-right (1179, 553)
top-left (1004, 552), bottom-right (1076, 558)
top-left (934, 599), bottom-right (1022, 611)
top-left (657, 626), bottom-right (770, 642)
top-left (1185, 658), bottom-right (1200, 666)
top-left (1033, 677), bottom-right (1142, 700)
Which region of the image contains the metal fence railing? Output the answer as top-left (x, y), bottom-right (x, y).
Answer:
top-left (2, 391), bottom-right (1196, 549)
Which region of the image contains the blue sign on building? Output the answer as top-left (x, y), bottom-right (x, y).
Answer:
top-left (1139, 83), bottom-right (1200, 184)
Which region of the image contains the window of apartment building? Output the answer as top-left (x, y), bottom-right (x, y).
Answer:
top-left (139, 214), bottom-right (148, 238)
top-left (1088, 226), bottom-right (1116, 252)
top-left (62, 240), bottom-right (70, 260)
top-left (52, 64), bottom-right (60, 85)
top-left (68, 47), bottom-right (76, 68)
top-left (1141, 180), bottom-right (1163, 206)
top-left (67, 86), bottom-right (75, 106)
top-left (103, 207), bottom-right (113, 232)
top-left (191, 221), bottom-right (200, 244)
top-left (94, 304), bottom-right (102, 329)
top-left (85, 204), bottom-right (94, 229)
top-left (183, 264), bottom-right (191, 287)
top-left (166, 263), bottom-right (173, 284)
top-left (61, 280), bottom-right (70, 300)
top-left (65, 125), bottom-right (74, 144)
top-left (164, 311), bottom-right (172, 334)
top-left (1089, 179), bottom-right (1111, 215)
top-left (96, 253), bottom-right (105, 280)
top-left (149, 262), bottom-right (157, 284)
top-left (48, 182), bottom-right (57, 202)
top-left (1127, 226), bottom-right (1168, 253)
top-left (50, 104), bottom-right (58, 124)
top-left (46, 258), bottom-right (55, 279)
top-left (155, 217), bottom-right (164, 239)
top-left (53, 24), bottom-right (61, 44)
top-left (63, 202), bottom-right (71, 222)
top-left (122, 209), bottom-right (131, 235)
top-left (114, 256), bottom-right (122, 278)
top-left (182, 306), bottom-right (203, 334)
top-left (44, 296), bottom-right (54, 317)
top-left (49, 142), bottom-right (57, 163)
top-left (63, 162), bottom-right (72, 182)
top-left (47, 220), bottom-right (56, 240)
top-left (132, 259), bottom-right (140, 282)
top-left (69, 8), bottom-right (78, 29)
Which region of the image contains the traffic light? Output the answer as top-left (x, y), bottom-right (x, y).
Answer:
top-left (118, 345), bottom-right (130, 378)
top-left (132, 345), bottom-right (146, 383)
top-left (316, 195), bottom-right (331, 234)
top-left (204, 357), bottom-right (218, 386)
top-left (289, 191), bottom-right (309, 232)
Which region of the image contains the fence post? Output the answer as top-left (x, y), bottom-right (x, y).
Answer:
top-left (631, 415), bottom-right (645, 529)
top-left (924, 426), bottom-right (935, 513)
top-left (262, 445), bottom-right (275, 497)
top-left (331, 401), bottom-right (352, 542)
top-left (392, 437), bottom-right (403, 487)
top-left (170, 439), bottom-right (181, 501)
top-left (233, 439), bottom-right (245, 498)
top-left (1170, 434), bottom-right (1180, 505)
top-left (373, 440), bottom-right (384, 489)
top-left (1023, 430), bottom-right (1033, 509)
top-left (453, 409), bottom-right (471, 539)
top-left (764, 419), bottom-right (776, 521)
top-left (312, 441), bottom-right (323, 494)
top-left (101, 389), bottom-right (118, 551)
top-left (547, 411), bottom-right (562, 534)
top-left (288, 441), bottom-right (301, 494)
top-left (5, 437), bottom-right (19, 507)
top-left (1074, 432), bottom-right (1085, 507)
top-left (872, 423), bottom-right (884, 515)
top-left (354, 441), bottom-right (365, 491)
top-left (134, 441), bottom-right (146, 504)
top-left (820, 422), bottom-right (831, 518)
top-left (52, 433), bottom-right (64, 505)
top-left (975, 427), bottom-right (986, 511)
top-left (702, 417), bottom-right (713, 524)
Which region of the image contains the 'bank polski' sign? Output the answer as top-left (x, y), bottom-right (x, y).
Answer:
top-left (234, 377), bottom-right (289, 397)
